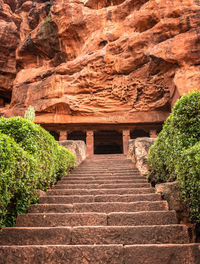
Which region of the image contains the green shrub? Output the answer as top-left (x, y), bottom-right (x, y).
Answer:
top-left (176, 142), bottom-right (200, 222)
top-left (56, 145), bottom-right (75, 180)
top-left (148, 90), bottom-right (200, 222)
top-left (0, 116), bottom-right (75, 190)
top-left (0, 133), bottom-right (38, 227)
top-left (0, 116), bottom-right (75, 227)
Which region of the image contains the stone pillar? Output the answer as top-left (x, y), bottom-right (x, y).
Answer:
top-left (123, 129), bottom-right (130, 154)
top-left (150, 129), bottom-right (157, 138)
top-left (59, 130), bottom-right (67, 141)
top-left (86, 130), bottom-right (94, 156)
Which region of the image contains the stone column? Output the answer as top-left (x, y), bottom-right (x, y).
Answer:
top-left (59, 130), bottom-right (67, 141)
top-left (86, 130), bottom-right (94, 156)
top-left (150, 129), bottom-right (157, 138)
top-left (123, 129), bottom-right (130, 154)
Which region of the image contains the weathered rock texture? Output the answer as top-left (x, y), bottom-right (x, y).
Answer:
top-left (59, 140), bottom-right (86, 166)
top-left (0, 0), bottom-right (200, 123)
top-left (155, 181), bottom-right (199, 241)
top-left (0, 0), bottom-right (19, 106)
top-left (128, 137), bottom-right (156, 175)
top-left (155, 182), bottom-right (183, 212)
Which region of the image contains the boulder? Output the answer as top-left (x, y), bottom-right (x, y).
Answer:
top-left (155, 181), bottom-right (195, 238)
top-left (155, 181), bottom-right (184, 212)
top-left (59, 140), bottom-right (86, 167)
top-left (128, 137), bottom-right (156, 176)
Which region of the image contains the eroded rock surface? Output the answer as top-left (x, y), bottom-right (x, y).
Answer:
top-left (0, 0), bottom-right (19, 106)
top-left (128, 137), bottom-right (156, 176)
top-left (59, 140), bottom-right (86, 166)
top-left (0, 0), bottom-right (200, 122)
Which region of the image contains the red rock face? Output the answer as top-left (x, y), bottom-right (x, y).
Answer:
top-left (0, 0), bottom-right (19, 105)
top-left (0, 0), bottom-right (200, 124)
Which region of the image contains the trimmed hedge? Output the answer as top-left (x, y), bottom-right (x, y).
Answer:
top-left (176, 142), bottom-right (200, 222)
top-left (148, 91), bottom-right (200, 222)
top-left (0, 132), bottom-right (38, 227)
top-left (0, 117), bottom-right (75, 227)
top-left (0, 116), bottom-right (75, 190)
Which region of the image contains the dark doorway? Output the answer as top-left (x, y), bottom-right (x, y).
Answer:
top-left (130, 129), bottom-right (149, 139)
top-left (94, 130), bottom-right (123, 154)
top-left (68, 131), bottom-right (86, 143)
top-left (50, 131), bottom-right (59, 141)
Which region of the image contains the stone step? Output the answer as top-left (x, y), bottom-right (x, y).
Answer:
top-left (16, 211), bottom-right (177, 227)
top-left (0, 244), bottom-right (199, 264)
top-left (79, 161), bottom-right (133, 164)
top-left (68, 171), bottom-right (141, 175)
top-left (46, 187), bottom-right (155, 196)
top-left (71, 225), bottom-right (190, 245)
top-left (76, 164), bottom-right (135, 167)
top-left (39, 194), bottom-right (161, 204)
top-left (29, 201), bottom-right (168, 213)
top-left (80, 159), bottom-right (132, 162)
top-left (87, 166), bottom-right (135, 168)
top-left (72, 165), bottom-right (138, 167)
top-left (70, 169), bottom-right (139, 172)
top-left (59, 179), bottom-right (147, 184)
top-left (82, 159), bottom-right (132, 163)
top-left (71, 164), bottom-right (137, 167)
top-left (0, 225), bottom-right (189, 245)
top-left (73, 169), bottom-right (136, 172)
top-left (54, 183), bottom-right (151, 189)
top-left (0, 245), bottom-right (124, 264)
top-left (82, 158), bottom-right (131, 162)
top-left (67, 173), bottom-right (142, 178)
top-left (63, 176), bottom-right (143, 181)
top-left (70, 170), bottom-right (139, 174)
top-left (78, 162), bottom-right (134, 164)
top-left (16, 213), bottom-right (107, 227)
top-left (124, 244), bottom-right (200, 264)
top-left (69, 172), bottom-right (140, 176)
top-left (89, 154), bottom-right (127, 158)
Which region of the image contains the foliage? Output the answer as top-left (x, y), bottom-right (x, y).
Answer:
top-left (176, 142), bottom-right (200, 222)
top-left (24, 106), bottom-right (35, 122)
top-left (148, 90), bottom-right (200, 222)
top-left (0, 133), bottom-right (38, 227)
top-left (0, 117), bottom-right (75, 227)
top-left (0, 116), bottom-right (75, 189)
top-left (56, 145), bottom-right (75, 180)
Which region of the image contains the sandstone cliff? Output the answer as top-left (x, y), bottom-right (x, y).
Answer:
top-left (0, 0), bottom-right (200, 124)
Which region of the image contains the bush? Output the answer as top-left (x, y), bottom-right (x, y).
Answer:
top-left (176, 142), bottom-right (200, 222)
top-left (0, 116), bottom-right (75, 190)
top-left (0, 133), bottom-right (38, 227)
top-left (148, 90), bottom-right (200, 222)
top-left (0, 117), bottom-right (75, 227)
top-left (56, 145), bottom-right (75, 180)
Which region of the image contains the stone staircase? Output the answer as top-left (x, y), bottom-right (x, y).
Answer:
top-left (0, 154), bottom-right (199, 263)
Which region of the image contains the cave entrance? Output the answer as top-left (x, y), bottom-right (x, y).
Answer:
top-left (130, 129), bottom-right (149, 139)
top-left (68, 131), bottom-right (86, 143)
top-left (50, 131), bottom-right (59, 141)
top-left (94, 130), bottom-right (123, 154)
